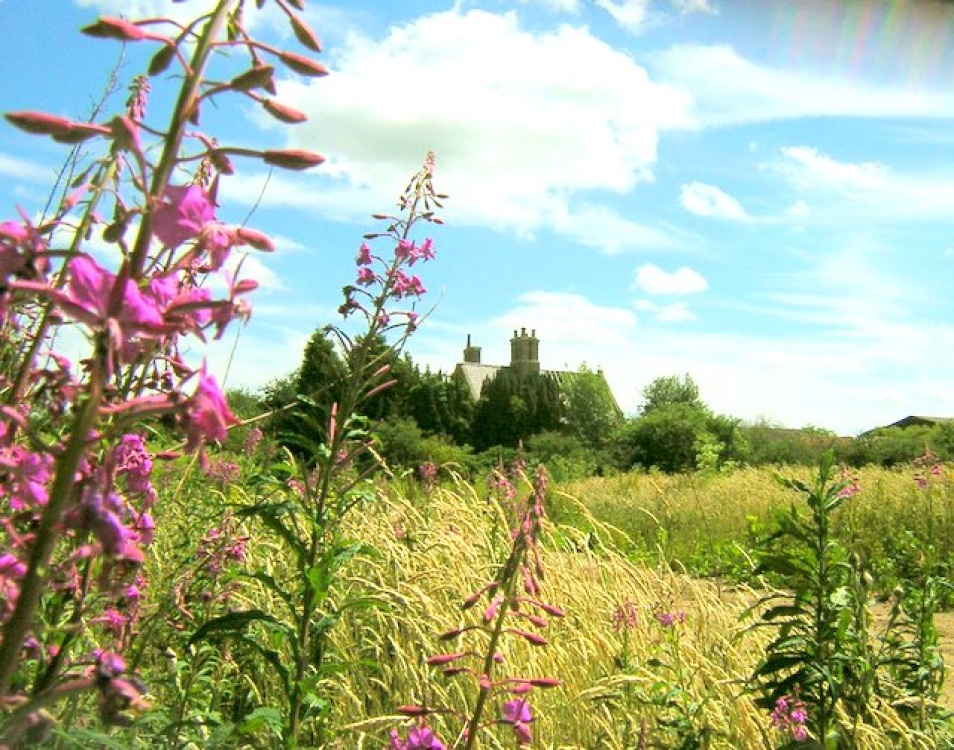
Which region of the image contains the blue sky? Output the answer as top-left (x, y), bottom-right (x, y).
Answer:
top-left (3, 0), bottom-right (954, 435)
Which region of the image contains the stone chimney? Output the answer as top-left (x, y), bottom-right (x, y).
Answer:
top-left (463, 334), bottom-right (481, 364)
top-left (509, 327), bottom-right (540, 376)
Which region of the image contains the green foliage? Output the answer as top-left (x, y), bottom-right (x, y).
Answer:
top-left (472, 369), bottom-right (563, 450)
top-left (747, 451), bottom-right (949, 748)
top-left (740, 420), bottom-right (844, 467)
top-left (848, 424), bottom-right (954, 467)
top-left (560, 364), bottom-right (621, 448)
top-left (374, 416), bottom-right (473, 470)
top-left (639, 373), bottom-right (704, 416)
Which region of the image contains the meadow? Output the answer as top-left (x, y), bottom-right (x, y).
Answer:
top-left (1, 3), bottom-right (953, 748)
top-left (69, 444), bottom-right (953, 749)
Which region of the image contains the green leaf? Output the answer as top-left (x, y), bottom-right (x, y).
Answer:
top-left (238, 501), bottom-right (307, 561)
top-left (188, 609), bottom-right (278, 644)
top-left (237, 706), bottom-right (284, 739)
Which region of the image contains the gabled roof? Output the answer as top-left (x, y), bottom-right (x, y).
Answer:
top-left (884, 416), bottom-right (954, 430)
top-left (454, 363), bottom-right (502, 401)
top-left (454, 363), bottom-right (620, 414)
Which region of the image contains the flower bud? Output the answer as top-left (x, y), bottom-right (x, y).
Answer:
top-left (279, 51), bottom-right (329, 77)
top-left (262, 149), bottom-right (325, 170)
top-left (262, 99), bottom-right (308, 124)
top-left (289, 14), bottom-right (322, 52)
top-left (81, 17), bottom-right (146, 42)
top-left (231, 65), bottom-right (275, 92)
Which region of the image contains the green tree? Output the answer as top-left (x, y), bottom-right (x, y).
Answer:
top-left (561, 364), bottom-right (620, 448)
top-left (471, 370), bottom-right (563, 450)
top-left (612, 375), bottom-right (746, 473)
top-left (639, 373), bottom-right (703, 416)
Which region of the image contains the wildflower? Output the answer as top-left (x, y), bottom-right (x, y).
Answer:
top-left (0, 445), bottom-right (53, 509)
top-left (612, 599), bottom-right (639, 631)
top-left (182, 369), bottom-right (239, 454)
top-left (771, 694), bottom-right (809, 742)
top-left (388, 724), bottom-right (446, 750)
top-left (244, 426), bottom-right (263, 456)
top-left (419, 461), bottom-right (437, 491)
top-left (392, 270), bottom-right (425, 298)
top-left (356, 242), bottom-right (372, 265)
top-left (501, 698), bottom-right (533, 745)
top-left (357, 266), bottom-right (375, 286)
top-left (153, 184), bottom-right (215, 248)
top-left (112, 434), bottom-right (155, 502)
top-left (92, 650), bottom-right (149, 725)
top-left (654, 607), bottom-right (685, 628)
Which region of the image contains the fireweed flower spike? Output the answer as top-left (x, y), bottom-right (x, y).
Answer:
top-left (0, 0), bottom-right (324, 735)
top-left (391, 464), bottom-right (562, 748)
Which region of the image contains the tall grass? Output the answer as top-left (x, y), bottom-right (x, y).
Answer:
top-left (559, 465), bottom-right (954, 589)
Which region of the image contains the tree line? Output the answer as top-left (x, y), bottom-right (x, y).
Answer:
top-left (242, 327), bottom-right (954, 481)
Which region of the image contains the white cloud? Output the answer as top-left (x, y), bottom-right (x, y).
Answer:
top-left (72, 0), bottom-right (199, 23)
top-left (519, 0), bottom-right (583, 11)
top-left (780, 147), bottom-right (887, 192)
top-left (551, 202), bottom-right (684, 254)
top-left (679, 181), bottom-right (749, 220)
top-left (634, 299), bottom-right (696, 322)
top-left (489, 291), bottom-right (637, 360)
top-left (0, 153), bottom-right (51, 183)
top-left (652, 44), bottom-right (954, 127)
top-left (270, 9), bottom-right (691, 241)
top-left (635, 263), bottom-right (707, 295)
top-left (594, 0), bottom-right (651, 31)
top-left (671, 0), bottom-right (716, 12)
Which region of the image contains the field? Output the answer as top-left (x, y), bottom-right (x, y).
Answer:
top-left (71, 448), bottom-right (947, 749)
top-left (3, 3), bottom-right (953, 747)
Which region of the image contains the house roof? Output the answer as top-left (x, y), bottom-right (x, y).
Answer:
top-left (454, 362), bottom-right (620, 414)
top-left (454, 363), bottom-right (502, 401)
top-left (884, 416), bottom-right (954, 430)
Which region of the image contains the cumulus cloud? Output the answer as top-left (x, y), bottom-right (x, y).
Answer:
top-left (652, 44), bottom-right (954, 127)
top-left (635, 264), bottom-right (708, 295)
top-left (490, 291), bottom-right (637, 353)
top-left (519, 0), bottom-right (583, 11)
top-left (779, 146), bottom-right (888, 192)
top-left (595, 0), bottom-right (651, 30)
top-left (679, 181), bottom-right (749, 220)
top-left (267, 9), bottom-right (690, 241)
top-left (73, 0), bottom-right (201, 22)
top-left (551, 202), bottom-right (684, 254)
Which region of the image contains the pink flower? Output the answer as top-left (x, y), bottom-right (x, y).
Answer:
top-left (502, 698), bottom-right (534, 745)
top-left (655, 609), bottom-right (685, 628)
top-left (356, 266), bottom-right (375, 286)
top-left (392, 270), bottom-right (425, 298)
top-left (69, 255), bottom-right (164, 330)
top-left (153, 184), bottom-right (215, 248)
top-left (0, 445), bottom-right (53, 509)
top-left (389, 724), bottom-right (446, 750)
top-left (356, 242), bottom-right (372, 265)
top-left (612, 599), bottom-right (639, 631)
top-left (771, 694), bottom-right (809, 742)
top-left (183, 370), bottom-right (239, 453)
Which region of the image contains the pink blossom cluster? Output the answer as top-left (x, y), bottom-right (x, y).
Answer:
top-left (612, 598), bottom-right (639, 631)
top-left (770, 693), bottom-right (809, 742)
top-left (0, 0), bottom-right (326, 724)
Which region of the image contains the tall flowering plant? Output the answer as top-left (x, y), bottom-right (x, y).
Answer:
top-left (0, 1), bottom-right (324, 742)
top-left (389, 464), bottom-right (563, 748)
top-left (192, 153), bottom-right (442, 747)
